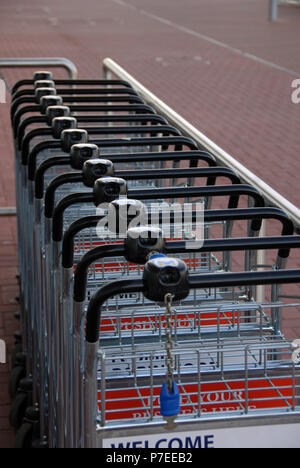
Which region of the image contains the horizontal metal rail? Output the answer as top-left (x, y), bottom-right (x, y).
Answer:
top-left (0, 57), bottom-right (78, 79)
top-left (102, 58), bottom-right (300, 234)
top-left (0, 207), bottom-right (17, 216)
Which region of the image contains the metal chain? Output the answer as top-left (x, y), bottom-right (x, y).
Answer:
top-left (164, 293), bottom-right (175, 392)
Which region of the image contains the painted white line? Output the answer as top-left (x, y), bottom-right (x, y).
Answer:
top-left (111, 0), bottom-right (299, 77)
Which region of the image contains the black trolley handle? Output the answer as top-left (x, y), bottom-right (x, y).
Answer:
top-left (85, 266), bottom-right (300, 343)
top-left (11, 94), bottom-right (144, 120)
top-left (41, 166), bottom-right (240, 217)
top-left (61, 206), bottom-right (295, 271)
top-left (17, 114), bottom-right (169, 149)
top-left (13, 104), bottom-right (156, 136)
top-left (30, 148), bottom-right (217, 183)
top-left (25, 134), bottom-right (198, 168)
top-left (21, 124), bottom-right (181, 163)
top-left (34, 151), bottom-right (218, 198)
top-left (12, 86), bottom-right (138, 101)
top-left (11, 78), bottom-right (133, 94)
top-left (51, 183), bottom-right (265, 242)
top-left (73, 234), bottom-right (300, 304)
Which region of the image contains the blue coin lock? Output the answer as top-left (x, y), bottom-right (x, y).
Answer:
top-left (160, 381), bottom-right (180, 417)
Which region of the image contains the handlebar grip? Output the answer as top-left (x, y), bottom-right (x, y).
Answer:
top-left (143, 255), bottom-right (190, 302)
top-left (61, 129), bottom-right (88, 152)
top-left (35, 87), bottom-right (57, 104)
top-left (124, 226), bottom-right (166, 264)
top-left (34, 80), bottom-right (55, 90)
top-left (52, 117), bottom-right (77, 139)
top-left (82, 159), bottom-right (115, 187)
top-left (40, 96), bottom-right (63, 115)
top-left (93, 177), bottom-right (128, 205)
top-left (70, 144), bottom-right (99, 169)
top-left (33, 71), bottom-right (53, 81)
top-left (46, 105), bottom-right (71, 125)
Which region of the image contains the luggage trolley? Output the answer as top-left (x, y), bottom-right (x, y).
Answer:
top-left (82, 257), bottom-right (300, 448)
top-left (7, 67), bottom-right (300, 450)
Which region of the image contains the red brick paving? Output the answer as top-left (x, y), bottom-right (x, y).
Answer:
top-left (0, 0), bottom-right (299, 447)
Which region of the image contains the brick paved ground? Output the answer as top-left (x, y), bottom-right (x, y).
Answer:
top-left (0, 0), bottom-right (299, 447)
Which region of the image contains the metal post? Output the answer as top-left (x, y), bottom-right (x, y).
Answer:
top-left (256, 220), bottom-right (266, 303)
top-left (0, 58), bottom-right (78, 79)
top-left (269, 0), bottom-right (278, 22)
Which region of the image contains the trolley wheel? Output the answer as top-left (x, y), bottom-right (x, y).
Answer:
top-left (9, 392), bottom-right (28, 429)
top-left (14, 330), bottom-right (22, 344)
top-left (14, 310), bottom-right (21, 321)
top-left (14, 422), bottom-right (33, 449)
top-left (11, 343), bottom-right (23, 368)
top-left (8, 365), bottom-right (26, 399)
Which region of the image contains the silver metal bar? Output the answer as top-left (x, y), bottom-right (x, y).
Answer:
top-left (0, 207), bottom-right (16, 216)
top-left (269, 0), bottom-right (278, 22)
top-left (102, 58), bottom-right (300, 233)
top-left (0, 57), bottom-right (78, 79)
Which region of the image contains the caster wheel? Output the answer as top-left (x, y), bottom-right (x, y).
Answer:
top-left (14, 310), bottom-right (21, 321)
top-left (14, 330), bottom-right (22, 344)
top-left (8, 365), bottom-right (26, 399)
top-left (11, 343), bottom-right (23, 368)
top-left (9, 392), bottom-right (28, 429)
top-left (14, 422), bottom-right (33, 449)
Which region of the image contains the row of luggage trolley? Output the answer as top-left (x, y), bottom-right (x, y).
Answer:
top-left (7, 69), bottom-right (300, 448)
